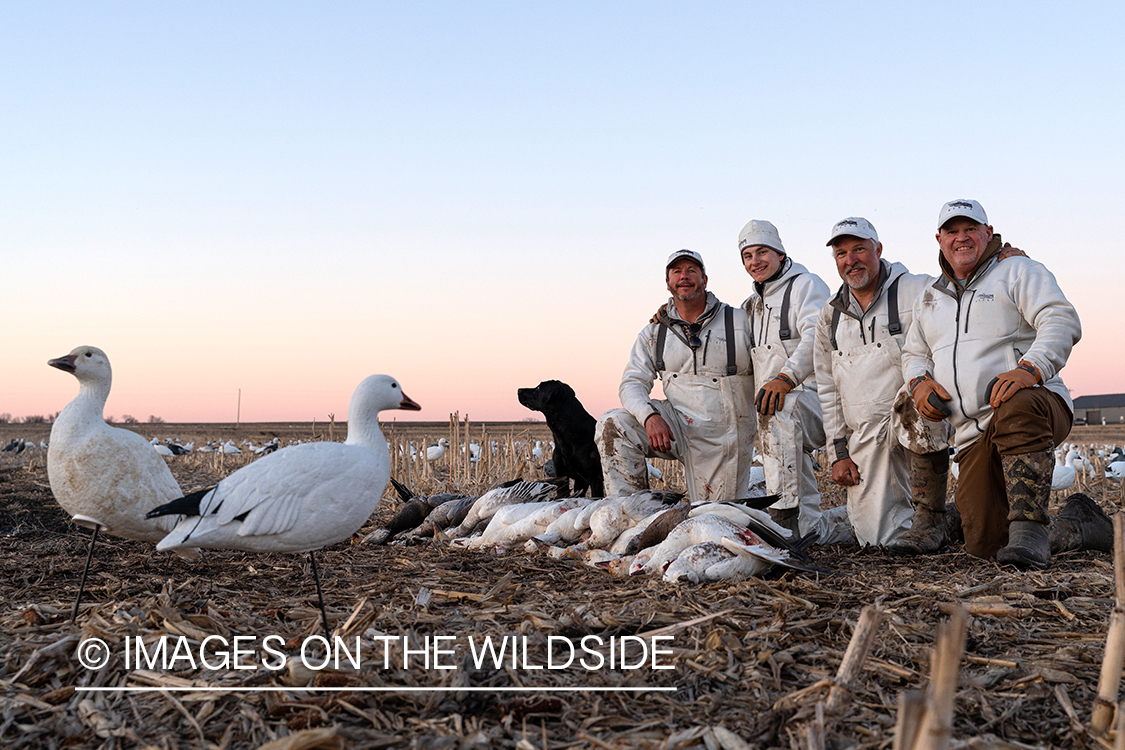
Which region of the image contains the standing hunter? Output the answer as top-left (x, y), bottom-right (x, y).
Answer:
top-left (739, 220), bottom-right (850, 542)
top-left (596, 250), bottom-right (758, 503)
top-left (902, 199), bottom-right (1089, 569)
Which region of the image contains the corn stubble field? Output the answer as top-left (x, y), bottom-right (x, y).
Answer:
top-left (2, 420), bottom-right (1125, 750)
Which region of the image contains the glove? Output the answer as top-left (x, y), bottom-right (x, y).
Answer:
top-left (987, 362), bottom-right (1040, 408)
top-left (832, 458), bottom-right (861, 487)
top-left (756, 374), bottom-right (795, 415)
top-left (911, 375), bottom-right (953, 422)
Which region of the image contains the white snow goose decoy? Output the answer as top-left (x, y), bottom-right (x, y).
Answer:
top-left (47, 345), bottom-right (198, 622)
top-left (147, 373), bottom-right (420, 638)
top-left (426, 438), bottom-right (449, 462)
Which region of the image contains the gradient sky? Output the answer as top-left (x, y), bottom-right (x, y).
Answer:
top-left (3, 2), bottom-right (1122, 423)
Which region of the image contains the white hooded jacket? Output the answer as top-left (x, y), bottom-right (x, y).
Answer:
top-left (814, 260), bottom-right (933, 460)
top-left (902, 247), bottom-right (1081, 448)
top-left (741, 258), bottom-right (830, 388)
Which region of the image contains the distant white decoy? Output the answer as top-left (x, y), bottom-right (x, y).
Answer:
top-left (646, 460), bottom-right (663, 480)
top-left (1052, 448), bottom-right (1078, 493)
top-left (219, 440), bottom-right (241, 455)
top-left (147, 374), bottom-right (420, 637)
top-left (253, 440), bottom-right (279, 456)
top-left (426, 438), bottom-right (450, 462)
top-left (532, 441), bottom-right (544, 460)
top-left (150, 438), bottom-right (175, 457)
top-left (47, 345), bottom-right (198, 621)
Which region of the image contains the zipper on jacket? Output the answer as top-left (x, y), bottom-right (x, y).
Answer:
top-left (754, 301), bottom-right (772, 348)
top-left (951, 289), bottom-right (984, 435)
top-left (869, 317), bottom-right (877, 343)
top-left (963, 291), bottom-right (975, 334)
top-left (702, 331), bottom-right (711, 366)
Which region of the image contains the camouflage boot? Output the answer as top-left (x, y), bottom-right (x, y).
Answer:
top-left (996, 448), bottom-right (1053, 569)
top-left (1049, 493), bottom-right (1113, 554)
top-left (888, 449), bottom-right (950, 556)
top-left (769, 507), bottom-right (801, 536)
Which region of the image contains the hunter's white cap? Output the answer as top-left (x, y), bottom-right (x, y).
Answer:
top-left (938, 199), bottom-right (988, 229)
top-left (827, 217), bottom-right (879, 246)
top-left (666, 249), bottom-right (705, 273)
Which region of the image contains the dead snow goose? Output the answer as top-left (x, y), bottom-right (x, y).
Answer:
top-left (446, 479), bottom-right (558, 538)
top-left (146, 373), bottom-right (420, 638)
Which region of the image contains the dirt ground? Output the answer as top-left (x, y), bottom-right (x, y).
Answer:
top-left (1, 423), bottom-right (1124, 749)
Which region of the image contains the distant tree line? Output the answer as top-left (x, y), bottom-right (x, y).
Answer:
top-left (0, 412), bottom-right (163, 425)
top-left (0, 413), bottom-right (59, 424)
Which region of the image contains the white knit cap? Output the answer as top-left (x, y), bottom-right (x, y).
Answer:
top-left (938, 199), bottom-right (988, 229)
top-left (826, 217), bottom-right (879, 246)
top-left (737, 219), bottom-right (785, 255)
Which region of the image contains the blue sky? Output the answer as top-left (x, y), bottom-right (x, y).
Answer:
top-left (3, 2), bottom-right (1122, 422)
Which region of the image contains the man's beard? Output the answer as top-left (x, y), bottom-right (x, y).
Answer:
top-left (845, 267), bottom-right (874, 291)
top-left (673, 286), bottom-right (704, 302)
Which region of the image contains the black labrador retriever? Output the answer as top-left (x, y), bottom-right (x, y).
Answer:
top-left (517, 380), bottom-right (604, 498)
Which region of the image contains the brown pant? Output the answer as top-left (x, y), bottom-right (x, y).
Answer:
top-left (954, 388), bottom-right (1072, 558)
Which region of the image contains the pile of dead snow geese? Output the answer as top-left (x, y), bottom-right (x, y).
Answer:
top-left (364, 478), bottom-right (822, 584)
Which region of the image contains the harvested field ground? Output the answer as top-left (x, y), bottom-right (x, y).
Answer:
top-left (2, 422), bottom-right (1125, 749)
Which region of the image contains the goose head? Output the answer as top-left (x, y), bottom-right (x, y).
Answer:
top-left (49, 346), bottom-right (113, 398)
top-left (346, 374), bottom-right (421, 447)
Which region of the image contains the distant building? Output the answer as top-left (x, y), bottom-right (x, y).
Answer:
top-left (1072, 394), bottom-right (1125, 425)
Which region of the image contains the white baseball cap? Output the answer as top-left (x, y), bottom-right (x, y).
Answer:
top-left (666, 249), bottom-right (705, 273)
top-left (938, 199), bottom-right (988, 229)
top-left (827, 217), bottom-right (879, 246)
top-left (737, 219), bottom-right (786, 255)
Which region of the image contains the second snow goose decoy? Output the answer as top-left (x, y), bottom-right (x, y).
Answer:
top-left (147, 373), bottom-right (420, 637)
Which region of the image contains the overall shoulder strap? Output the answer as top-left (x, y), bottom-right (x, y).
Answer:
top-left (654, 323), bottom-right (668, 371)
top-left (725, 305), bottom-right (737, 375)
top-left (778, 276), bottom-right (799, 341)
top-left (887, 275), bottom-right (903, 336)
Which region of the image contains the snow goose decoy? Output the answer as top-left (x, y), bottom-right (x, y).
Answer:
top-left (46, 346), bottom-right (196, 622)
top-left (426, 438), bottom-right (449, 462)
top-left (1052, 448), bottom-right (1078, 495)
top-left (147, 373), bottom-right (420, 638)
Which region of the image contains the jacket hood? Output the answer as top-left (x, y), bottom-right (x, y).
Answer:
top-left (828, 259), bottom-right (908, 313)
top-left (938, 233), bottom-right (1004, 289)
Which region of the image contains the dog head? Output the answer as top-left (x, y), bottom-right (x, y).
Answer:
top-left (517, 380), bottom-right (576, 413)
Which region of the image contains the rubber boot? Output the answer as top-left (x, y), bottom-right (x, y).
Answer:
top-left (1049, 493), bottom-right (1113, 554)
top-left (944, 502), bottom-right (964, 544)
top-left (769, 507), bottom-right (801, 537)
top-left (996, 448), bottom-right (1053, 569)
top-left (888, 449), bottom-right (950, 556)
